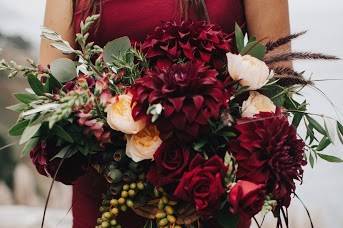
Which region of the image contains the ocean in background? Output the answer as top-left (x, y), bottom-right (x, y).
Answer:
top-left (0, 0), bottom-right (342, 227)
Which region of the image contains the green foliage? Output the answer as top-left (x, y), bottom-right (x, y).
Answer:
top-left (9, 119), bottom-right (30, 136)
top-left (19, 122), bottom-right (42, 145)
top-left (104, 36), bottom-right (132, 64)
top-left (50, 58), bottom-right (77, 83)
top-left (234, 23), bottom-right (266, 59)
top-left (216, 204), bottom-right (239, 228)
top-left (14, 93), bottom-right (39, 104)
top-left (28, 74), bottom-right (46, 95)
top-left (317, 153), bottom-right (343, 163)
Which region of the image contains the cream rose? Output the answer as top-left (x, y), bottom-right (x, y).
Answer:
top-left (106, 94), bottom-right (146, 134)
top-left (126, 124), bottom-right (162, 162)
top-left (226, 53), bottom-right (273, 90)
top-left (241, 91), bottom-right (276, 118)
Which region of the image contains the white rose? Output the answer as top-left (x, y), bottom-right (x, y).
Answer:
top-left (242, 91), bottom-right (276, 118)
top-left (226, 53), bottom-right (273, 90)
top-left (126, 124), bottom-right (162, 162)
top-left (106, 94), bottom-right (146, 134)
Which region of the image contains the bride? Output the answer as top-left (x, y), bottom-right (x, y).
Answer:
top-left (39, 0), bottom-right (291, 227)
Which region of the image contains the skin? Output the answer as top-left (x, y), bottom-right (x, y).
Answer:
top-left (39, 0), bottom-right (291, 65)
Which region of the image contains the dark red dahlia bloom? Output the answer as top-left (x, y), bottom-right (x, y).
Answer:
top-left (228, 111), bottom-right (306, 207)
top-left (142, 20), bottom-right (234, 70)
top-left (174, 154), bottom-right (228, 217)
top-left (30, 140), bottom-right (87, 185)
top-left (147, 140), bottom-right (190, 188)
top-left (131, 62), bottom-right (228, 141)
top-left (228, 180), bottom-right (266, 219)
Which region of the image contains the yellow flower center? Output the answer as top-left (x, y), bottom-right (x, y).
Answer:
top-left (132, 125), bottom-right (160, 147)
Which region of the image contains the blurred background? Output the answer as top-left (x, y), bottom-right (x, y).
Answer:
top-left (0, 0), bottom-right (342, 227)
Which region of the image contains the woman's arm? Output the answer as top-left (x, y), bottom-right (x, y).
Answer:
top-left (39, 0), bottom-right (75, 66)
top-left (244, 0), bottom-right (291, 50)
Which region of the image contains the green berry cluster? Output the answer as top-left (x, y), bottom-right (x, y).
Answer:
top-left (96, 181), bottom-right (145, 228)
top-left (155, 191), bottom-right (181, 228)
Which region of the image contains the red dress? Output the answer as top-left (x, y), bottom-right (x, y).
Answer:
top-left (73, 1), bottom-right (246, 227)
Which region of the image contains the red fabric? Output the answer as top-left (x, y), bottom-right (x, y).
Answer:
top-left (73, 1), bottom-right (246, 227)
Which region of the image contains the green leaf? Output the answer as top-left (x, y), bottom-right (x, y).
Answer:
top-left (193, 139), bottom-right (207, 151)
top-left (27, 74), bottom-right (45, 95)
top-left (240, 41), bottom-right (266, 60)
top-left (19, 123), bottom-right (42, 145)
top-left (306, 115), bottom-right (326, 135)
top-left (235, 23), bottom-right (244, 52)
top-left (317, 153), bottom-right (343, 163)
top-left (316, 137), bottom-right (331, 151)
top-left (309, 152), bottom-right (315, 168)
top-left (103, 36), bottom-right (131, 64)
top-left (9, 119), bottom-right (30, 136)
top-left (45, 75), bottom-right (62, 92)
top-left (50, 145), bottom-right (77, 160)
top-left (216, 206), bottom-right (239, 228)
top-left (53, 125), bottom-right (74, 143)
top-left (6, 103), bottom-right (28, 112)
top-left (14, 93), bottom-right (38, 104)
top-left (21, 137), bottom-right (39, 156)
top-left (50, 58), bottom-right (77, 83)
top-left (336, 121), bottom-right (343, 144)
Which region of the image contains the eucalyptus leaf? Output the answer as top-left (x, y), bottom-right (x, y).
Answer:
top-left (27, 74), bottom-right (45, 96)
top-left (51, 42), bottom-right (75, 54)
top-left (45, 75), bottom-right (62, 92)
top-left (336, 121), bottom-right (343, 144)
top-left (21, 137), bottom-right (39, 156)
top-left (9, 119), bottom-right (30, 136)
top-left (50, 58), bottom-right (77, 83)
top-left (316, 137), bottom-right (331, 151)
top-left (309, 152), bottom-right (314, 168)
top-left (19, 123), bottom-right (42, 145)
top-left (235, 23), bottom-right (244, 52)
top-left (317, 153), bottom-right (343, 163)
top-left (306, 115), bottom-right (326, 135)
top-left (104, 36), bottom-right (131, 64)
top-left (50, 146), bottom-right (77, 160)
top-left (53, 125), bottom-right (74, 143)
top-left (240, 41), bottom-right (266, 60)
top-left (14, 93), bottom-right (38, 104)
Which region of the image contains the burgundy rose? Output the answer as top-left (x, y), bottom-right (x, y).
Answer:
top-left (147, 140), bottom-right (190, 187)
top-left (228, 180), bottom-right (266, 219)
top-left (130, 62), bottom-right (228, 142)
top-left (174, 154), bottom-right (228, 217)
top-left (30, 140), bottom-right (88, 185)
top-left (228, 111), bottom-right (306, 207)
top-left (142, 20), bottom-right (234, 71)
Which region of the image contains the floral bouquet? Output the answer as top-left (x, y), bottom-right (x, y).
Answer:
top-left (1, 15), bottom-right (342, 228)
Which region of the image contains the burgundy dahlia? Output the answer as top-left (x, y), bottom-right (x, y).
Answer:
top-left (228, 111), bottom-right (306, 207)
top-left (131, 62), bottom-right (228, 141)
top-left (30, 140), bottom-right (87, 185)
top-left (142, 20), bottom-right (234, 71)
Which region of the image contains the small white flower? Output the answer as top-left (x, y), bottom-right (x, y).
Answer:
top-left (241, 91), bottom-right (276, 118)
top-left (226, 53), bottom-right (273, 90)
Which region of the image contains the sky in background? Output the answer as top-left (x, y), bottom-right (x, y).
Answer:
top-left (0, 0), bottom-right (343, 227)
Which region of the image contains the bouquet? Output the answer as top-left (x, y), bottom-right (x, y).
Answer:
top-left (1, 15), bottom-right (342, 228)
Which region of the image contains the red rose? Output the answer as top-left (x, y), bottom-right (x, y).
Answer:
top-left (174, 154), bottom-right (228, 217)
top-left (30, 140), bottom-right (87, 185)
top-left (147, 141), bottom-right (191, 187)
top-left (228, 180), bottom-right (266, 219)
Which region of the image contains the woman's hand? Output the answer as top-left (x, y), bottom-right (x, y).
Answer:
top-left (39, 0), bottom-right (75, 66)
